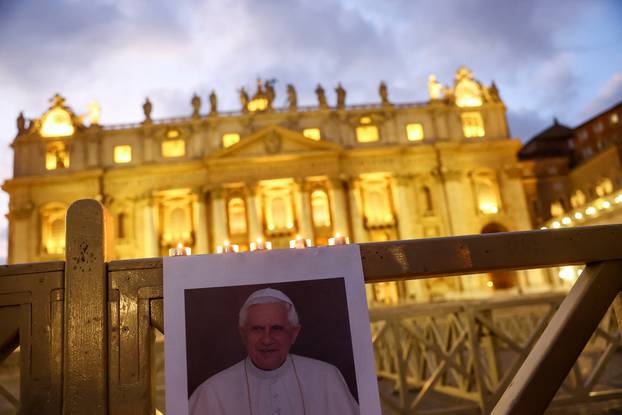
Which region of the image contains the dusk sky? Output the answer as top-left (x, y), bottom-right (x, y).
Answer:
top-left (0, 0), bottom-right (621, 263)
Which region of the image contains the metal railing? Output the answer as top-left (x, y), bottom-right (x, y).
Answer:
top-left (1, 199), bottom-right (622, 414)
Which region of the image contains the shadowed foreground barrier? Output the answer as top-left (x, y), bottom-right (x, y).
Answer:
top-left (1, 199), bottom-right (622, 414)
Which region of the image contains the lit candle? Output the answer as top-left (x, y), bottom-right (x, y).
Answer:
top-left (250, 237), bottom-right (272, 251)
top-left (217, 240), bottom-right (239, 254)
top-left (169, 242), bottom-right (191, 256)
top-left (289, 235), bottom-right (311, 249)
top-left (328, 232), bottom-right (349, 246)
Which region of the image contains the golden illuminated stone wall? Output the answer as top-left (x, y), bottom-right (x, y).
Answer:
top-left (4, 68), bottom-right (546, 304)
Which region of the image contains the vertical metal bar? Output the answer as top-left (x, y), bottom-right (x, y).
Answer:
top-left (492, 260), bottom-right (622, 415)
top-left (63, 200), bottom-right (111, 414)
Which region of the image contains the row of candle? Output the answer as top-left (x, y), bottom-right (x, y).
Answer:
top-left (169, 233), bottom-right (349, 256)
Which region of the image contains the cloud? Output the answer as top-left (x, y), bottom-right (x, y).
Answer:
top-left (506, 108), bottom-right (551, 142)
top-left (580, 73), bottom-right (622, 119)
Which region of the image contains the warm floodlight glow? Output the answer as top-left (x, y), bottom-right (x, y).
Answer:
top-left (552, 221), bottom-right (561, 229)
top-left (167, 129), bottom-right (180, 138)
top-left (222, 133), bottom-right (240, 148)
top-left (574, 212), bottom-right (583, 220)
top-left (559, 266), bottom-right (577, 281)
top-left (602, 201), bottom-right (611, 209)
top-left (40, 107), bottom-right (75, 137)
top-left (303, 128), bottom-right (321, 140)
top-left (561, 217), bottom-right (571, 225)
top-left (248, 97), bottom-right (268, 112)
top-left (406, 123), bottom-right (424, 141)
top-left (114, 145), bottom-right (132, 164)
top-left (479, 201), bottom-right (498, 215)
top-left (45, 142), bottom-right (69, 170)
top-left (586, 206), bottom-right (597, 216)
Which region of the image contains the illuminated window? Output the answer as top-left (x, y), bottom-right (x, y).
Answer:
top-left (41, 204), bottom-right (66, 255)
top-left (40, 107), bottom-right (74, 137)
top-left (461, 112), bottom-right (485, 138)
top-left (227, 198), bottom-right (248, 235)
top-left (161, 139), bottom-right (185, 157)
top-left (45, 142), bottom-right (69, 170)
top-left (473, 172), bottom-right (500, 214)
top-left (114, 145), bottom-right (132, 164)
top-left (406, 123), bottom-right (424, 141)
top-left (611, 113), bottom-right (619, 124)
top-left (303, 128), bottom-right (321, 141)
top-left (360, 116), bottom-right (372, 124)
top-left (356, 126), bottom-right (379, 143)
top-left (222, 133), bottom-right (240, 148)
top-left (311, 190), bottom-right (331, 227)
top-left (167, 129), bottom-right (180, 139)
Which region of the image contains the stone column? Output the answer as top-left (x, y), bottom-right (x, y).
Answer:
top-left (294, 179), bottom-right (313, 239)
top-left (391, 175), bottom-right (417, 240)
top-left (348, 177), bottom-right (368, 243)
top-left (211, 187), bottom-right (228, 248)
top-left (142, 195), bottom-right (159, 257)
top-left (192, 188), bottom-right (209, 254)
top-left (246, 184), bottom-right (263, 242)
top-left (328, 177), bottom-right (349, 236)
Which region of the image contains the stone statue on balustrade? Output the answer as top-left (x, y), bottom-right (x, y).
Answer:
top-left (16, 112), bottom-right (26, 135)
top-left (239, 87), bottom-right (249, 113)
top-left (286, 84), bottom-right (297, 111)
top-left (379, 82), bottom-right (390, 106)
top-left (191, 94), bottom-right (201, 118)
top-left (143, 98), bottom-right (153, 122)
top-left (335, 83), bottom-right (346, 109)
top-left (209, 91), bottom-right (218, 115)
top-left (316, 84), bottom-right (328, 109)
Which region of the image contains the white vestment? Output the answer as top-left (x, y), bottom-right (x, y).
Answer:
top-left (189, 354), bottom-right (359, 415)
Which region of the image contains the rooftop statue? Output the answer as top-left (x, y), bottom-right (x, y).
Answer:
top-left (87, 101), bottom-right (101, 125)
top-left (239, 87), bottom-right (249, 113)
top-left (191, 94), bottom-right (201, 118)
top-left (286, 84), bottom-right (297, 111)
top-left (315, 84), bottom-right (328, 109)
top-left (265, 80), bottom-right (275, 110)
top-left (143, 98), bottom-right (153, 121)
top-left (209, 91), bottom-right (218, 115)
top-left (335, 83), bottom-right (346, 109)
top-left (379, 81), bottom-right (390, 106)
top-left (16, 112), bottom-right (26, 135)
top-left (428, 75), bottom-right (444, 100)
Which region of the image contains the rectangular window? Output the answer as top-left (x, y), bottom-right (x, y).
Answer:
top-left (222, 133), bottom-right (240, 148)
top-left (303, 128), bottom-right (321, 141)
top-left (461, 112), bottom-right (485, 138)
top-left (45, 142), bottom-right (69, 170)
top-left (356, 125), bottom-right (379, 143)
top-left (114, 145), bottom-right (132, 164)
top-left (406, 123), bottom-right (424, 141)
top-left (161, 139), bottom-right (185, 157)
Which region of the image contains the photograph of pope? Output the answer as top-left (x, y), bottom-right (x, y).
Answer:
top-left (188, 287), bottom-right (360, 415)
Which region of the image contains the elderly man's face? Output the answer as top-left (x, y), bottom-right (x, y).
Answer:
top-left (240, 302), bottom-right (300, 370)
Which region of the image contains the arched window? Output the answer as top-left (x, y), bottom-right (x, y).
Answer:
top-left (311, 190), bottom-right (331, 227)
top-left (227, 198), bottom-right (247, 235)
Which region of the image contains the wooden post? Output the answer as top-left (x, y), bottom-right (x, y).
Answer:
top-left (63, 200), bottom-right (112, 414)
top-left (491, 260), bottom-right (622, 415)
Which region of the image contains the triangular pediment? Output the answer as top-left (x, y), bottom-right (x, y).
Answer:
top-left (209, 125), bottom-right (341, 160)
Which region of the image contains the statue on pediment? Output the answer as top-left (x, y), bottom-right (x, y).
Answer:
top-left (209, 91), bottom-right (218, 115)
top-left (286, 84), bottom-right (297, 111)
top-left (239, 87), bottom-right (249, 113)
top-left (315, 84), bottom-right (328, 109)
top-left (17, 112), bottom-right (26, 135)
top-left (265, 80), bottom-right (275, 109)
top-left (428, 75), bottom-right (444, 100)
top-left (143, 98), bottom-right (153, 121)
top-left (335, 83), bottom-right (346, 109)
top-left (379, 82), bottom-right (390, 106)
top-left (191, 93), bottom-right (201, 118)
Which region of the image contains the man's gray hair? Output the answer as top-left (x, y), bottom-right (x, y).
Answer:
top-left (239, 288), bottom-right (299, 327)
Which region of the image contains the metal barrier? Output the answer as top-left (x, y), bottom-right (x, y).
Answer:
top-left (1, 199), bottom-right (622, 414)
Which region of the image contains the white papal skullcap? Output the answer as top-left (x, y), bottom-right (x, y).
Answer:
top-left (238, 288), bottom-right (299, 326)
